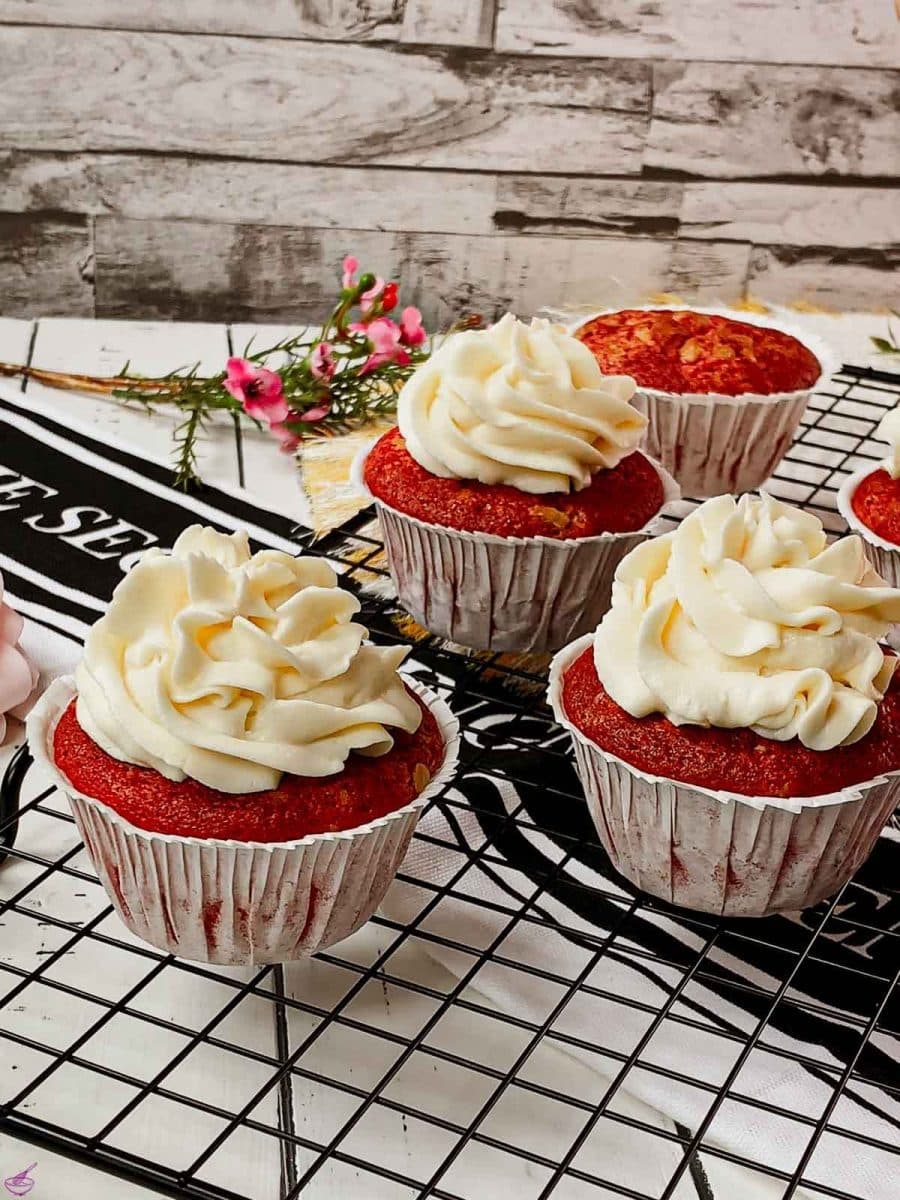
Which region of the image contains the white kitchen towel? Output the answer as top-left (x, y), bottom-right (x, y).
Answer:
top-left (0, 380), bottom-right (302, 651)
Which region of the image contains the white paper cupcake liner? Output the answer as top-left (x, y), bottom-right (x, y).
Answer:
top-left (570, 305), bottom-right (838, 499)
top-left (27, 676), bottom-right (460, 965)
top-left (548, 635), bottom-right (900, 917)
top-left (837, 466), bottom-right (900, 650)
top-left (352, 446), bottom-right (680, 654)
top-left (837, 465), bottom-right (900, 586)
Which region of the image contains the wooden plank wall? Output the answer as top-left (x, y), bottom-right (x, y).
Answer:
top-left (0, 1), bottom-right (897, 325)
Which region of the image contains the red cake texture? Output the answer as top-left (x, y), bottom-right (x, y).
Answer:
top-left (364, 427), bottom-right (664, 539)
top-left (561, 645), bottom-right (900, 799)
top-left (576, 309), bottom-right (820, 397)
top-left (851, 469), bottom-right (900, 546)
top-left (54, 692), bottom-right (445, 841)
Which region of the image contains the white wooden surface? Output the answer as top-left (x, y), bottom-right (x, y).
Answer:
top-left (0, 5), bottom-right (897, 322)
top-left (2, 0), bottom-right (898, 65)
top-left (494, 0), bottom-right (900, 67)
top-left (1, 315), bottom-right (898, 1200)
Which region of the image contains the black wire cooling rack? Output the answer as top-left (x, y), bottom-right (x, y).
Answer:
top-left (1, 364), bottom-right (899, 1200)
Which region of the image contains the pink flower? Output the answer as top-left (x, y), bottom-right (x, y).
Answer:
top-left (360, 276), bottom-right (384, 314)
top-left (399, 306), bottom-right (426, 347)
top-left (269, 421), bottom-right (300, 454)
top-left (300, 403), bottom-right (331, 423)
top-left (310, 341), bottom-right (336, 381)
top-left (351, 317), bottom-right (405, 374)
top-left (355, 317), bottom-right (401, 352)
top-left (341, 255), bottom-right (359, 290)
top-left (223, 358), bottom-right (288, 426)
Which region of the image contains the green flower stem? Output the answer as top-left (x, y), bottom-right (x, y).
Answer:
top-left (871, 312), bottom-right (900, 356)
top-left (2, 266), bottom-right (478, 490)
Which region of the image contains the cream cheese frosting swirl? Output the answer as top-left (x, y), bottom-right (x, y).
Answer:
top-left (877, 405), bottom-right (900, 479)
top-left (594, 494), bottom-right (900, 752)
top-left (75, 526), bottom-right (422, 793)
top-left (398, 313), bottom-right (646, 494)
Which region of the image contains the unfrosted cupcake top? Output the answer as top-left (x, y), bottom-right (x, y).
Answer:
top-left (75, 526), bottom-right (422, 793)
top-left (593, 493), bottom-right (900, 751)
top-left (398, 313), bottom-right (645, 495)
top-left (576, 309), bottom-right (821, 396)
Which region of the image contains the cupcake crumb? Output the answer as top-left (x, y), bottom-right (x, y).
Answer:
top-left (531, 506), bottom-right (570, 530)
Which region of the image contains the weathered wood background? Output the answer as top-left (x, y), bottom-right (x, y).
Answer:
top-left (0, 1), bottom-right (898, 324)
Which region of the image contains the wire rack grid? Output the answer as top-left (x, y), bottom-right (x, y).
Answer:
top-left (1, 364), bottom-right (899, 1200)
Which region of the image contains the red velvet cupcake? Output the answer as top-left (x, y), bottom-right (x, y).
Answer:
top-left (838, 406), bottom-right (900, 603)
top-left (28, 526), bottom-right (459, 964)
top-left (364, 427), bottom-right (665, 541)
top-left (549, 493), bottom-right (900, 916)
top-left (356, 313), bottom-right (678, 654)
top-left (51, 693), bottom-right (445, 842)
top-left (574, 307), bottom-right (833, 498)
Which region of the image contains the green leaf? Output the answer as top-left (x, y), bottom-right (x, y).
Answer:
top-left (871, 337), bottom-right (899, 353)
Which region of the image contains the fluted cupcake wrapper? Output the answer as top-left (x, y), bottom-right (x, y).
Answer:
top-left (837, 465), bottom-right (900, 586)
top-left (570, 305), bottom-right (838, 499)
top-left (837, 467), bottom-right (900, 650)
top-left (27, 676), bottom-right (460, 965)
top-left (352, 447), bottom-right (680, 654)
top-left (548, 635), bottom-right (900, 917)
top-left (633, 386), bottom-right (812, 499)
